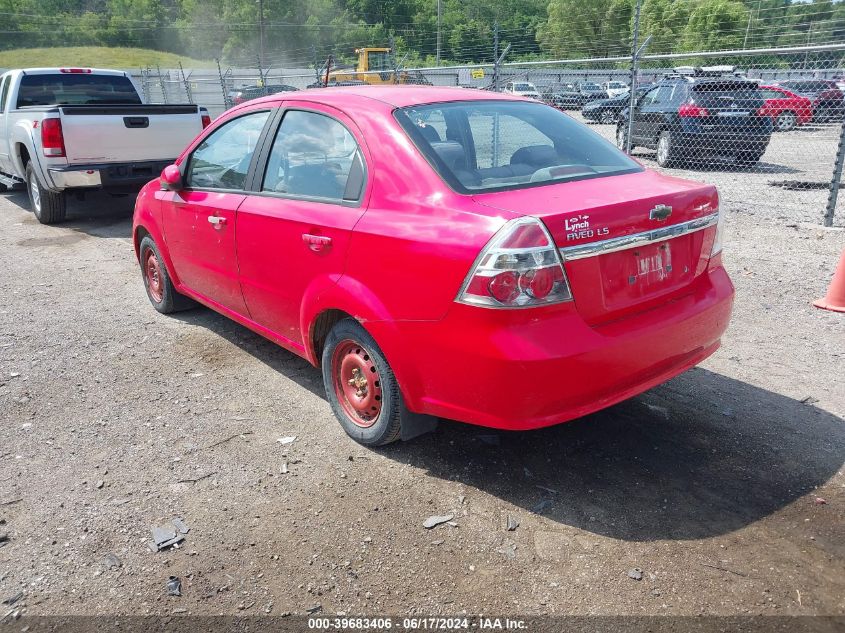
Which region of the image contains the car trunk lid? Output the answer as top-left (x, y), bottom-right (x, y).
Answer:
top-left (473, 170), bottom-right (719, 325)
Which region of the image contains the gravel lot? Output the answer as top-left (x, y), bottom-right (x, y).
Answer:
top-left (0, 156), bottom-right (843, 623)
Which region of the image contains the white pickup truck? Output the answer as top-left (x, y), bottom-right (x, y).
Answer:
top-left (0, 67), bottom-right (210, 224)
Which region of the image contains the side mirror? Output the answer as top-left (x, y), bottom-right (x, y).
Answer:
top-left (160, 164), bottom-right (182, 191)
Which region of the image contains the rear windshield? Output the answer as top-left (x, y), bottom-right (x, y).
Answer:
top-left (692, 81), bottom-right (763, 101)
top-left (781, 80), bottom-right (832, 91)
top-left (395, 100), bottom-right (641, 194)
top-left (581, 83), bottom-right (602, 90)
top-left (16, 73), bottom-right (141, 107)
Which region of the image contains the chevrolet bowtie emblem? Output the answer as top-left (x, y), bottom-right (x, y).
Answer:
top-left (649, 204), bottom-right (672, 221)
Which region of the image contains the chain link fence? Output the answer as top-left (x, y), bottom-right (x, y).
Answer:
top-left (119, 43), bottom-right (845, 228)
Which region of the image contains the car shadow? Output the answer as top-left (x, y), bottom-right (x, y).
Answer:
top-left (171, 307), bottom-right (326, 400)
top-left (168, 307), bottom-right (845, 543)
top-left (2, 188), bottom-right (134, 240)
top-left (631, 152), bottom-right (801, 175)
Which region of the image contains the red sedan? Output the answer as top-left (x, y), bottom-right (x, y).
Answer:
top-left (133, 86), bottom-right (734, 446)
top-left (758, 85), bottom-right (813, 131)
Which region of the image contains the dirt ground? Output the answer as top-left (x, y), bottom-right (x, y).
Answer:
top-left (0, 176), bottom-right (843, 623)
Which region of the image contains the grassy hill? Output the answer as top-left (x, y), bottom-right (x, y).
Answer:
top-left (0, 47), bottom-right (215, 70)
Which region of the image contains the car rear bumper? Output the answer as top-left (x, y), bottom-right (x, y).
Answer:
top-left (372, 265), bottom-right (734, 430)
top-left (676, 132), bottom-right (771, 156)
top-left (47, 160), bottom-right (174, 192)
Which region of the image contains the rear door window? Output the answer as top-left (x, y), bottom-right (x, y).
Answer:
top-left (261, 110), bottom-right (365, 202)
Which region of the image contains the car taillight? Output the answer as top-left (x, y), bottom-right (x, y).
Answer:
top-left (678, 102), bottom-right (709, 118)
top-left (41, 118), bottom-right (66, 157)
top-left (456, 217), bottom-right (573, 308)
top-left (710, 208), bottom-right (724, 257)
top-left (201, 114), bottom-right (212, 128)
top-left (59, 68), bottom-right (92, 74)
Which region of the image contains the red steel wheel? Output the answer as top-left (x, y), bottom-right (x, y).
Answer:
top-left (143, 246), bottom-right (164, 304)
top-left (331, 339), bottom-right (383, 428)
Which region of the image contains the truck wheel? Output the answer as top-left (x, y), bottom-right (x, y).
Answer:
top-left (322, 319), bottom-right (404, 447)
top-left (26, 163), bottom-right (66, 224)
top-left (139, 236), bottom-right (195, 314)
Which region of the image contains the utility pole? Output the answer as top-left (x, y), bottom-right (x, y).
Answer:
top-left (436, 0), bottom-right (442, 65)
top-left (744, 0), bottom-right (761, 49)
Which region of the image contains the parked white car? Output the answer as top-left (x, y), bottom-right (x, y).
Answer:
top-left (603, 80), bottom-right (629, 98)
top-left (503, 81), bottom-right (540, 99)
top-left (0, 67), bottom-right (210, 224)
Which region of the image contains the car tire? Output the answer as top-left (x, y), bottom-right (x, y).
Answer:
top-left (616, 124), bottom-right (634, 152)
top-left (736, 152), bottom-right (762, 168)
top-left (322, 318), bottom-right (404, 447)
top-left (26, 162), bottom-right (66, 224)
top-left (600, 109), bottom-right (616, 124)
top-left (138, 236), bottom-right (195, 314)
top-left (655, 130), bottom-right (678, 168)
top-left (775, 111), bottom-right (796, 132)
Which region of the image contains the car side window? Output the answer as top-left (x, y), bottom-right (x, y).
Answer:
top-left (762, 89), bottom-right (781, 99)
top-left (0, 76), bottom-right (10, 114)
top-left (639, 87), bottom-right (661, 107)
top-left (262, 110), bottom-right (364, 202)
top-left (185, 110), bottom-right (270, 190)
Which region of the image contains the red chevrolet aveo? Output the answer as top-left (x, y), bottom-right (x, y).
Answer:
top-left (133, 86), bottom-right (734, 446)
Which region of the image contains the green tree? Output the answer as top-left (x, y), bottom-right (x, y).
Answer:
top-left (681, 0), bottom-right (750, 52)
top-left (538, 0), bottom-right (634, 58)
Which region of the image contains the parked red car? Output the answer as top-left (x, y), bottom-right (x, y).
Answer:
top-left (758, 85), bottom-right (813, 131)
top-left (133, 86), bottom-right (734, 446)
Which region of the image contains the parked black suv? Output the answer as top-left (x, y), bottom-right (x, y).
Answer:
top-left (617, 72), bottom-right (773, 168)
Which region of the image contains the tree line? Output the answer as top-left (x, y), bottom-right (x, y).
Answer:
top-left (0, 0), bottom-right (843, 67)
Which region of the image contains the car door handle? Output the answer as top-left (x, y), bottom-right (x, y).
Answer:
top-left (302, 233), bottom-right (332, 252)
top-left (207, 215), bottom-right (227, 227)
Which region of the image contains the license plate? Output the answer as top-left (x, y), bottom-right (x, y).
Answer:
top-left (632, 243), bottom-right (673, 286)
top-left (717, 111), bottom-right (749, 117)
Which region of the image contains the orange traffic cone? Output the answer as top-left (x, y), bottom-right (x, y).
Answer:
top-left (813, 249), bottom-right (845, 313)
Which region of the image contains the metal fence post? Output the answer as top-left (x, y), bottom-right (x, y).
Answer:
top-left (493, 22), bottom-right (499, 92)
top-left (216, 58), bottom-right (230, 110)
top-left (157, 65), bottom-right (168, 103)
top-left (824, 120), bottom-right (845, 227)
top-left (256, 55), bottom-right (265, 87)
top-left (625, 0), bottom-right (643, 154)
top-left (138, 67), bottom-right (148, 102)
top-left (390, 35), bottom-right (398, 84)
top-left (178, 61), bottom-right (193, 103)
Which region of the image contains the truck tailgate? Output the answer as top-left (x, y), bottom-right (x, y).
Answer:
top-left (59, 105), bottom-right (203, 164)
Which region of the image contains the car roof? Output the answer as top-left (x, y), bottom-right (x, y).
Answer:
top-left (244, 85), bottom-right (524, 109)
